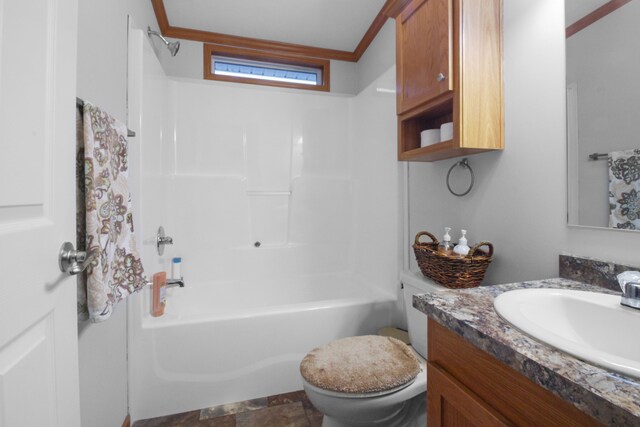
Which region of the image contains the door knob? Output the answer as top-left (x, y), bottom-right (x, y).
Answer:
top-left (437, 73), bottom-right (446, 82)
top-left (59, 242), bottom-right (96, 275)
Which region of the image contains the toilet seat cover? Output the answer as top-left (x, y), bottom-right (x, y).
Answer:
top-left (299, 335), bottom-right (421, 394)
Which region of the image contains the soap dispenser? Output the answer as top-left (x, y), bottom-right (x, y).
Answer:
top-left (453, 229), bottom-right (470, 256)
top-left (438, 227), bottom-right (453, 255)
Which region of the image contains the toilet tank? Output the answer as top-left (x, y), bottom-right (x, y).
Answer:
top-left (401, 271), bottom-right (446, 359)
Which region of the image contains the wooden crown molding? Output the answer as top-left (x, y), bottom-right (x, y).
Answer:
top-left (353, 0), bottom-right (411, 60)
top-left (381, 0), bottom-right (413, 19)
top-left (151, 0), bottom-right (410, 62)
top-left (566, 0), bottom-right (631, 38)
top-left (166, 25), bottom-right (355, 62)
top-left (150, 0), bottom-right (169, 33)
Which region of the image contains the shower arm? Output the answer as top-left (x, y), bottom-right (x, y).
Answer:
top-left (147, 27), bottom-right (169, 45)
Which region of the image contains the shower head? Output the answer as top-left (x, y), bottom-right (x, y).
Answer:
top-left (147, 27), bottom-right (180, 57)
top-left (167, 40), bottom-right (180, 57)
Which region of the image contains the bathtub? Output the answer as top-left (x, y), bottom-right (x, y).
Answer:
top-left (128, 273), bottom-right (397, 421)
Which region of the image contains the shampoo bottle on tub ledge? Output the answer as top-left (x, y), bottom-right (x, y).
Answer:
top-left (172, 257), bottom-right (182, 279)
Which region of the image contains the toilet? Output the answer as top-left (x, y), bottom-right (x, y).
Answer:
top-left (300, 271), bottom-right (444, 426)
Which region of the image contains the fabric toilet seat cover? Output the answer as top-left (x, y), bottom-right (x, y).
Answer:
top-left (300, 335), bottom-right (421, 394)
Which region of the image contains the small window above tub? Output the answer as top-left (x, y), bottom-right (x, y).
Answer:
top-left (204, 44), bottom-right (330, 92)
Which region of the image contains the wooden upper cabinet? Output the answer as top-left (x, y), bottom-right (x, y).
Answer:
top-left (396, 0), bottom-right (504, 162)
top-left (396, 0), bottom-right (453, 114)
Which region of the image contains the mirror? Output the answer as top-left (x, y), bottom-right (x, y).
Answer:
top-left (566, 0), bottom-right (640, 231)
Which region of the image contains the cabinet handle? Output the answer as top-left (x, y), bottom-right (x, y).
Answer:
top-left (437, 73), bottom-right (446, 82)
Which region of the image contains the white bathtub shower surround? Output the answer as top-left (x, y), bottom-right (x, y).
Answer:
top-left (164, 79), bottom-right (356, 286)
top-left (128, 28), bottom-right (401, 421)
top-left (128, 275), bottom-right (396, 420)
top-left (127, 28), bottom-right (174, 277)
top-left (165, 174), bottom-right (354, 284)
top-left (348, 67), bottom-right (402, 317)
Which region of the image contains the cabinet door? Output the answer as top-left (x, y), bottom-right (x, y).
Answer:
top-left (427, 363), bottom-right (511, 427)
top-left (397, 0), bottom-right (453, 114)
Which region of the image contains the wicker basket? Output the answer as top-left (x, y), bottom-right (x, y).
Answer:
top-left (412, 231), bottom-right (494, 289)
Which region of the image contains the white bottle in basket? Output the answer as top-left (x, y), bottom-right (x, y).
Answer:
top-left (453, 229), bottom-right (470, 256)
top-left (437, 227), bottom-right (453, 255)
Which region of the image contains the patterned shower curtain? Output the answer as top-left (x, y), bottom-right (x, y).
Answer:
top-left (76, 102), bottom-right (147, 322)
top-left (608, 149), bottom-right (640, 230)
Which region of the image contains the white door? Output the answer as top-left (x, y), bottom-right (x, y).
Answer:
top-left (0, 0), bottom-right (80, 426)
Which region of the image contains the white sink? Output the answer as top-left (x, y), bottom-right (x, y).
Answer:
top-left (494, 288), bottom-right (640, 379)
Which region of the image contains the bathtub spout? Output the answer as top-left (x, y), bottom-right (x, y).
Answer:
top-left (166, 278), bottom-right (185, 288)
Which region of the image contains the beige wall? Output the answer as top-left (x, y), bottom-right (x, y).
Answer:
top-left (76, 2), bottom-right (158, 426)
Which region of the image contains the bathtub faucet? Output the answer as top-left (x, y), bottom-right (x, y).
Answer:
top-left (166, 277), bottom-right (185, 288)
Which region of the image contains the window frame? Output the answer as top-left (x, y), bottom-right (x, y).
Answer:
top-left (203, 44), bottom-right (330, 92)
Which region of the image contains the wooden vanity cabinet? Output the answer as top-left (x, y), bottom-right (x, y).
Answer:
top-left (427, 362), bottom-right (510, 426)
top-left (427, 319), bottom-right (603, 427)
top-left (395, 0), bottom-right (503, 162)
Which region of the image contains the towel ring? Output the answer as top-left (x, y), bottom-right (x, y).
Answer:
top-left (446, 158), bottom-right (474, 197)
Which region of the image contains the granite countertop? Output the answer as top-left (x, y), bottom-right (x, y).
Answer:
top-left (413, 278), bottom-right (640, 426)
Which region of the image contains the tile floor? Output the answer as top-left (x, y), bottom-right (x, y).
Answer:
top-left (133, 390), bottom-right (323, 427)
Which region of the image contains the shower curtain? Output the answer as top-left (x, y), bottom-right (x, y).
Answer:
top-left (608, 148), bottom-right (640, 230)
top-left (76, 102), bottom-right (147, 322)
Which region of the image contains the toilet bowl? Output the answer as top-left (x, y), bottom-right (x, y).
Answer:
top-left (300, 271), bottom-right (444, 426)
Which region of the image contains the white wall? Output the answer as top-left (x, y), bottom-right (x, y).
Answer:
top-left (76, 2), bottom-right (158, 426)
top-left (408, 0), bottom-right (640, 287)
top-left (77, 2), bottom-right (160, 122)
top-left (156, 39), bottom-right (203, 80)
top-left (408, 0), bottom-right (567, 284)
top-left (566, 1), bottom-right (640, 228)
top-left (356, 20), bottom-right (396, 94)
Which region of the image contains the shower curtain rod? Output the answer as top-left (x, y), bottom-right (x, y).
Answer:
top-left (76, 97), bottom-right (136, 138)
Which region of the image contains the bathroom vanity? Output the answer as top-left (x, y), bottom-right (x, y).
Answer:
top-left (414, 277), bottom-right (640, 426)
